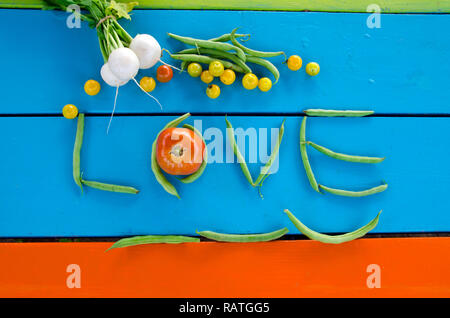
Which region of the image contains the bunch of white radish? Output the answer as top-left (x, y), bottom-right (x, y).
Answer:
top-left (101, 34), bottom-right (165, 133)
top-left (44, 0), bottom-right (177, 132)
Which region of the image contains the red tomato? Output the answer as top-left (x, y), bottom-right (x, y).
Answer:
top-left (156, 127), bottom-right (205, 175)
top-left (156, 65), bottom-right (173, 83)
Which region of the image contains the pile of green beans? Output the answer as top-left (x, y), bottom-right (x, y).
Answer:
top-left (284, 209), bottom-right (381, 244)
top-left (150, 113), bottom-right (208, 198)
top-left (226, 116), bottom-right (285, 198)
top-left (299, 110), bottom-right (388, 197)
top-left (168, 28), bottom-right (284, 83)
top-left (72, 113), bottom-right (139, 194)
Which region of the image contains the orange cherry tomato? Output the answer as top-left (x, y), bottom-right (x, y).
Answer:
top-left (156, 65), bottom-right (173, 83)
top-left (156, 127), bottom-right (205, 175)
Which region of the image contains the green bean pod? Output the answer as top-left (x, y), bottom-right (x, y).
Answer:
top-left (196, 228), bottom-right (289, 243)
top-left (300, 117), bottom-right (320, 193)
top-left (230, 28), bottom-right (285, 58)
top-left (170, 54), bottom-right (245, 73)
top-left (151, 113), bottom-right (192, 198)
top-left (225, 116), bottom-right (255, 186)
top-left (177, 48), bottom-right (252, 73)
top-left (167, 32), bottom-right (246, 61)
top-left (319, 183), bottom-right (388, 197)
top-left (81, 179), bottom-right (139, 194)
top-left (253, 119), bottom-right (285, 186)
top-left (180, 60), bottom-right (189, 72)
top-left (306, 141), bottom-right (385, 164)
top-left (245, 56), bottom-right (280, 84)
top-left (179, 124), bottom-right (208, 184)
top-left (209, 33), bottom-right (249, 42)
top-left (106, 235), bottom-right (200, 251)
top-left (284, 209), bottom-right (381, 244)
top-left (304, 109), bottom-right (374, 117)
top-left (73, 113), bottom-right (84, 191)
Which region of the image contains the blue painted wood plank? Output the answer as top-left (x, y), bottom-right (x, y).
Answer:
top-left (0, 9), bottom-right (449, 114)
top-left (1, 115), bottom-right (449, 237)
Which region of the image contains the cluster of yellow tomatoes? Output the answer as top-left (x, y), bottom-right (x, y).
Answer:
top-left (187, 55), bottom-right (320, 99)
top-left (186, 60), bottom-right (274, 99)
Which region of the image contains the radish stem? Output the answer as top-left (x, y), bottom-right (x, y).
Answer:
top-left (158, 59), bottom-right (183, 72)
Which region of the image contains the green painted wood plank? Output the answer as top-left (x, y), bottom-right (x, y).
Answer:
top-left (0, 0), bottom-right (449, 13)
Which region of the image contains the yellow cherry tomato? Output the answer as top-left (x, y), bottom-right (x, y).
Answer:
top-left (84, 79), bottom-right (101, 96)
top-left (187, 62), bottom-right (203, 77)
top-left (209, 60), bottom-right (224, 77)
top-left (306, 62), bottom-right (320, 76)
top-left (242, 73), bottom-right (258, 90)
top-left (287, 55), bottom-right (302, 71)
top-left (206, 84), bottom-right (220, 99)
top-left (220, 69), bottom-right (236, 85)
top-left (200, 70), bottom-right (214, 84)
top-left (258, 77), bottom-right (272, 92)
top-left (63, 104), bottom-right (78, 119)
top-left (140, 76), bottom-right (156, 92)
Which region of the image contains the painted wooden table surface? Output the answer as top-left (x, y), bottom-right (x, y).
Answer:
top-left (0, 0), bottom-right (449, 297)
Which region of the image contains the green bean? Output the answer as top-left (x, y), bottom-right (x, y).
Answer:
top-left (230, 28), bottom-right (285, 58)
top-left (304, 109), bottom-right (374, 117)
top-left (284, 209), bottom-right (381, 244)
top-left (253, 119), bottom-right (285, 186)
top-left (177, 48), bottom-right (252, 73)
top-left (73, 113), bottom-right (84, 191)
top-left (179, 124), bottom-right (208, 184)
top-left (306, 141), bottom-right (385, 164)
top-left (319, 183), bottom-right (388, 197)
top-left (106, 235), bottom-right (200, 252)
top-left (196, 228), bottom-right (288, 243)
top-left (170, 54), bottom-right (245, 73)
top-left (167, 32), bottom-right (246, 61)
top-left (245, 56), bottom-right (280, 84)
top-left (180, 60), bottom-right (188, 72)
top-left (151, 113), bottom-right (191, 198)
top-left (81, 179), bottom-right (139, 194)
top-left (300, 117), bottom-right (320, 193)
top-left (209, 33), bottom-right (249, 42)
top-left (225, 116), bottom-right (255, 186)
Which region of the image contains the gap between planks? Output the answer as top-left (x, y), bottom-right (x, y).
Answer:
top-left (1, 232), bottom-right (449, 242)
top-left (0, 0), bottom-right (450, 14)
top-left (1, 113), bottom-right (450, 118)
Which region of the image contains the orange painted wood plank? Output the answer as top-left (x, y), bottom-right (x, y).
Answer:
top-left (0, 238), bottom-right (449, 298)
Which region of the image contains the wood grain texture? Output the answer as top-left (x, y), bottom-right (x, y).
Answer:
top-left (0, 238), bottom-right (449, 297)
top-left (0, 0), bottom-right (449, 12)
top-left (1, 10), bottom-right (449, 114)
top-left (1, 116), bottom-right (450, 237)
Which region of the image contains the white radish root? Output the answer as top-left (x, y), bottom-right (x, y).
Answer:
top-left (106, 85), bottom-right (120, 134)
top-left (132, 78), bottom-right (162, 110)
